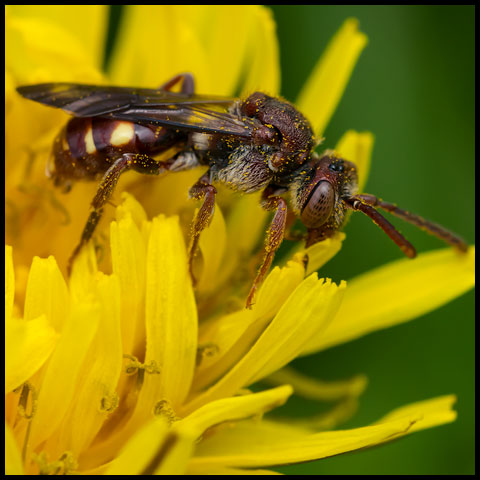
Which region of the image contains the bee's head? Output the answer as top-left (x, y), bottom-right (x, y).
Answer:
top-left (291, 153), bottom-right (358, 229)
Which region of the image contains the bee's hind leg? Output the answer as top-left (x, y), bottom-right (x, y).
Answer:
top-left (159, 73), bottom-right (195, 95)
top-left (67, 153), bottom-right (166, 275)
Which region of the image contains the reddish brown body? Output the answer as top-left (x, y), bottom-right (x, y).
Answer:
top-left (49, 117), bottom-right (183, 189)
top-left (16, 73), bottom-right (468, 308)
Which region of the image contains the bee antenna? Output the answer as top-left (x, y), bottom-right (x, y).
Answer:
top-left (347, 193), bottom-right (468, 253)
top-left (343, 194), bottom-right (416, 258)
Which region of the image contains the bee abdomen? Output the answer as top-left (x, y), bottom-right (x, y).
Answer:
top-left (65, 117), bottom-right (138, 158)
top-left (65, 117), bottom-right (176, 158)
top-left (49, 118), bottom-right (111, 184)
top-left (50, 117), bottom-right (180, 186)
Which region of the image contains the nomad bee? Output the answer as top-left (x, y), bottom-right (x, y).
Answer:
top-left (17, 73), bottom-right (467, 307)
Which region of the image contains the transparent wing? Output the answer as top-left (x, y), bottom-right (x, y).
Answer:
top-left (16, 83), bottom-right (256, 137)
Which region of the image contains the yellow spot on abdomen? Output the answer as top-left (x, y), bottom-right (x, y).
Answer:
top-left (84, 126), bottom-right (95, 154)
top-left (110, 122), bottom-right (134, 147)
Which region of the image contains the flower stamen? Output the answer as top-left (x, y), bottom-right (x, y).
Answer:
top-left (32, 451), bottom-right (77, 476)
top-left (123, 354), bottom-right (161, 391)
top-left (123, 353), bottom-right (161, 375)
top-left (153, 399), bottom-right (179, 425)
top-left (196, 343), bottom-right (220, 366)
top-left (13, 382), bottom-right (38, 463)
top-left (16, 381), bottom-right (37, 421)
top-left (100, 392), bottom-right (120, 413)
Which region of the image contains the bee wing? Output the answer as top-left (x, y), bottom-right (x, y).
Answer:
top-left (16, 82), bottom-right (256, 137)
top-left (108, 105), bottom-right (256, 137)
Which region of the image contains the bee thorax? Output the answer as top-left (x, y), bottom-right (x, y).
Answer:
top-left (210, 145), bottom-right (273, 193)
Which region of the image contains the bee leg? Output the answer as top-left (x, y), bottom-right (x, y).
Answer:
top-left (284, 209), bottom-right (306, 241)
top-left (159, 73), bottom-right (195, 95)
top-left (187, 172), bottom-right (217, 286)
top-left (68, 153), bottom-right (164, 275)
top-left (304, 226), bottom-right (333, 248)
top-left (246, 194), bottom-right (288, 309)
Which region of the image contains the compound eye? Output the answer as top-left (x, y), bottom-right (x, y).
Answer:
top-left (300, 181), bottom-right (335, 229)
top-left (328, 161), bottom-right (344, 173)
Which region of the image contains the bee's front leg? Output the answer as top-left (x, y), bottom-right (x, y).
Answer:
top-left (246, 190), bottom-right (288, 309)
top-left (188, 171), bottom-right (217, 286)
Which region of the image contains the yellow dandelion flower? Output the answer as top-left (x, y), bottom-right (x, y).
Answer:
top-left (5, 195), bottom-right (469, 475)
top-left (5, 5), bottom-right (474, 475)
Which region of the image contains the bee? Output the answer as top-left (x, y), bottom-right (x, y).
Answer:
top-left (17, 73), bottom-right (467, 308)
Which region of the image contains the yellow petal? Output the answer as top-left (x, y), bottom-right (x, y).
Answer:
top-left (5, 423), bottom-right (24, 475)
top-left (253, 260), bottom-right (306, 319)
top-left (5, 70), bottom-right (15, 114)
top-left (115, 191), bottom-right (148, 226)
top-left (23, 256), bottom-right (69, 331)
top-left (296, 19), bottom-right (368, 138)
top-left (193, 260), bottom-right (305, 392)
top-left (335, 130), bottom-right (375, 193)
top-left (187, 465), bottom-right (283, 475)
top-left (248, 277), bottom-right (345, 384)
top-left (193, 416), bottom-right (414, 467)
top-left (178, 385), bottom-right (293, 435)
top-left (28, 301), bottom-right (100, 451)
top-left (153, 426), bottom-right (196, 475)
top-left (197, 203), bottom-right (227, 294)
top-left (302, 246), bottom-right (475, 355)
top-left (225, 192), bottom-right (266, 254)
top-left (108, 6), bottom-right (209, 89)
top-left (216, 192), bottom-right (267, 287)
top-left (6, 8), bottom-right (103, 83)
top-left (5, 245), bottom-right (14, 321)
top-left (289, 396), bottom-right (361, 432)
top-left (193, 308), bottom-right (256, 392)
top-left (185, 276), bottom-right (345, 413)
top-left (240, 6), bottom-right (280, 96)
top-left (57, 273), bottom-right (123, 457)
top-left (5, 315), bottom-right (58, 394)
top-left (110, 213), bottom-right (147, 354)
top-left (290, 232), bottom-right (346, 276)
top-left (104, 417), bottom-right (194, 475)
top-left (8, 5), bottom-right (108, 69)
top-left (175, 6), bottom-right (261, 95)
top-left (110, 5), bottom-right (280, 93)
top-left (142, 215), bottom-right (197, 409)
top-left (266, 366), bottom-right (367, 401)
top-left (79, 214), bottom-right (198, 466)
top-left (68, 243), bottom-right (98, 299)
top-left (191, 395), bottom-right (456, 468)
top-left (376, 394), bottom-right (457, 432)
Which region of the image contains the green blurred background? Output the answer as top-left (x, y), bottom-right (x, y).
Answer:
top-left (106, 5), bottom-right (474, 475)
top-left (270, 5), bottom-right (475, 475)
